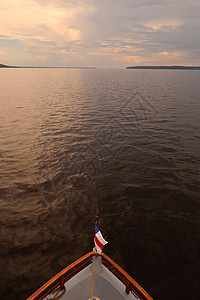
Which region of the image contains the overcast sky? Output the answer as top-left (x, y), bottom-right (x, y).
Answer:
top-left (0, 0), bottom-right (200, 68)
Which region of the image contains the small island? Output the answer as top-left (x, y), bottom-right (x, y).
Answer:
top-left (126, 66), bottom-right (200, 70)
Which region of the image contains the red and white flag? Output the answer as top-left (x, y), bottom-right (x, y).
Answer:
top-left (94, 224), bottom-right (108, 254)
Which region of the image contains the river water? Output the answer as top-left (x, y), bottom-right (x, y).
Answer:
top-left (0, 68), bottom-right (200, 299)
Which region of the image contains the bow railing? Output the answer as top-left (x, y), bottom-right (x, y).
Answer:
top-left (27, 251), bottom-right (153, 300)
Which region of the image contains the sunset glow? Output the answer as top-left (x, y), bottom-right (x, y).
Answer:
top-left (0, 0), bottom-right (200, 67)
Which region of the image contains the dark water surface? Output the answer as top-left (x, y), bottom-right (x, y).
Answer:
top-left (0, 69), bottom-right (200, 300)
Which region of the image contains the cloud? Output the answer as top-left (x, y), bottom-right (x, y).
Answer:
top-left (0, 0), bottom-right (200, 67)
top-left (145, 19), bottom-right (183, 30)
top-left (0, 0), bottom-right (93, 42)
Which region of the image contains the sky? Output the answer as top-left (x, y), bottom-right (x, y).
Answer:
top-left (0, 0), bottom-right (200, 68)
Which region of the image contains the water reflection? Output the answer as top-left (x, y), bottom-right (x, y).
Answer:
top-left (0, 69), bottom-right (200, 300)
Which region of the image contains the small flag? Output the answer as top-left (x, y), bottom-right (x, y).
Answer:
top-left (94, 224), bottom-right (108, 254)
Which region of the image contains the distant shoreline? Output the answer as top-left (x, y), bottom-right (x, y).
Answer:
top-left (126, 66), bottom-right (200, 70)
top-left (0, 64), bottom-right (97, 69)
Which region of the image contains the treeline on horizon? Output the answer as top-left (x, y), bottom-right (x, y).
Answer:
top-left (0, 64), bottom-right (15, 68)
top-left (126, 66), bottom-right (200, 70)
top-left (0, 64), bottom-right (96, 69)
top-left (1, 63), bottom-right (200, 70)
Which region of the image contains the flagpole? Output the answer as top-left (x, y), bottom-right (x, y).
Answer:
top-left (90, 216), bottom-right (98, 300)
top-left (95, 215), bottom-right (98, 226)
